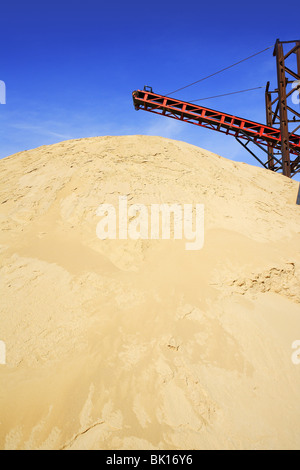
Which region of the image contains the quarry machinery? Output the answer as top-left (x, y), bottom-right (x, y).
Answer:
top-left (132, 39), bottom-right (300, 178)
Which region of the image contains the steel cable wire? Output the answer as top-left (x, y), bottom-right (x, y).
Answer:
top-left (165, 46), bottom-right (273, 96)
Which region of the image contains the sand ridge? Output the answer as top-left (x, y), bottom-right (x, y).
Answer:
top-left (0, 135), bottom-right (300, 450)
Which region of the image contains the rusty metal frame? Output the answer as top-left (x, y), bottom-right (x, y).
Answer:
top-left (265, 82), bottom-right (275, 171)
top-left (132, 39), bottom-right (300, 178)
top-left (264, 39), bottom-right (300, 177)
top-left (236, 130), bottom-right (284, 173)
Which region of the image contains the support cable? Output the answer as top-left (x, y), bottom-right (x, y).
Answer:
top-left (189, 86), bottom-right (264, 102)
top-left (165, 46), bottom-right (273, 96)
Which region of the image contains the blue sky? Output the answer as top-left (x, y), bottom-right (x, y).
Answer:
top-left (0, 0), bottom-right (299, 179)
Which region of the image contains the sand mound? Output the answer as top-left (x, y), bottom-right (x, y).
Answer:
top-left (0, 135), bottom-right (300, 450)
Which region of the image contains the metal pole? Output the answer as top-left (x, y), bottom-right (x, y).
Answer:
top-left (265, 81), bottom-right (275, 170)
top-left (275, 39), bottom-right (291, 177)
top-left (296, 42), bottom-right (300, 76)
top-left (296, 42), bottom-right (300, 110)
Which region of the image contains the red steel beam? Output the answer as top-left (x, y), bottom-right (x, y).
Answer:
top-left (132, 89), bottom-right (300, 157)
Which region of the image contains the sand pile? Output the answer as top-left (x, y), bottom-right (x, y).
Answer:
top-left (0, 135), bottom-right (300, 450)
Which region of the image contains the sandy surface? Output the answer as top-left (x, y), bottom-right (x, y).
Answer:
top-left (0, 135), bottom-right (300, 450)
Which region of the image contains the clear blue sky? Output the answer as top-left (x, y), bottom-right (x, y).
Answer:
top-left (0, 0), bottom-right (299, 179)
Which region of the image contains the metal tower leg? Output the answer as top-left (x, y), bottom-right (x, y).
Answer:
top-left (275, 40), bottom-right (291, 177)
